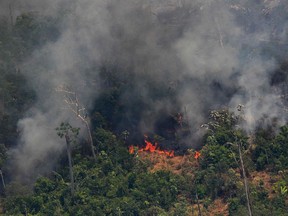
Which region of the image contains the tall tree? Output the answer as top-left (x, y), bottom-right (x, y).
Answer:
top-left (56, 122), bottom-right (79, 195)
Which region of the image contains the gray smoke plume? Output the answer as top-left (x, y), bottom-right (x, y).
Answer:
top-left (1, 0), bottom-right (288, 181)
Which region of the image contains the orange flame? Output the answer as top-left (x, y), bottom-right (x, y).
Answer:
top-left (129, 145), bottom-right (135, 154)
top-left (194, 151), bottom-right (201, 159)
top-left (144, 140), bottom-right (157, 152)
top-left (128, 137), bottom-right (174, 157)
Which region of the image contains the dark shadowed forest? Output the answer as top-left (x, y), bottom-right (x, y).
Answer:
top-left (0, 0), bottom-right (288, 215)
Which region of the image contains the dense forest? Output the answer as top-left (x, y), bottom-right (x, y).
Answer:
top-left (0, 0), bottom-right (288, 215)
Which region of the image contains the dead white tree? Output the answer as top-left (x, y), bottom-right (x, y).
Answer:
top-left (235, 105), bottom-right (253, 216)
top-left (56, 85), bottom-right (96, 160)
top-left (203, 108), bottom-right (252, 216)
top-left (226, 140), bottom-right (252, 216)
top-left (238, 139), bottom-right (252, 216)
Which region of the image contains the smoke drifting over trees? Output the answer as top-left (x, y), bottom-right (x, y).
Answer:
top-left (1, 0), bottom-right (288, 180)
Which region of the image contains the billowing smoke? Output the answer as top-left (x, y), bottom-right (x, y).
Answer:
top-left (2, 0), bottom-right (288, 181)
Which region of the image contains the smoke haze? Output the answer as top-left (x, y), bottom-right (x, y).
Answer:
top-left (1, 0), bottom-right (288, 180)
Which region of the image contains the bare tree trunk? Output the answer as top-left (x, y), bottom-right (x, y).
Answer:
top-left (84, 121), bottom-right (96, 160)
top-left (195, 190), bottom-right (202, 216)
top-left (238, 141), bottom-right (252, 216)
top-left (264, 148), bottom-right (269, 165)
top-left (9, 3), bottom-right (14, 26)
top-left (0, 170), bottom-right (5, 189)
top-left (65, 134), bottom-right (74, 195)
top-left (215, 17), bottom-right (224, 48)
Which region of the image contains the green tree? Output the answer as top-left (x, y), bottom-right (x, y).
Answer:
top-left (56, 122), bottom-right (80, 195)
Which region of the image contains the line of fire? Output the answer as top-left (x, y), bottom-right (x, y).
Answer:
top-left (127, 112), bottom-right (201, 159)
top-left (128, 138), bottom-right (201, 159)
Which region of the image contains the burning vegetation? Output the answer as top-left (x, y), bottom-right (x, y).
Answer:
top-left (128, 135), bottom-right (202, 160)
top-left (129, 135), bottom-right (175, 157)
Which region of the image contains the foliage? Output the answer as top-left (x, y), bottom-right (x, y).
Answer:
top-left (253, 125), bottom-right (288, 171)
top-left (4, 128), bottom-right (183, 215)
top-left (56, 122), bottom-right (80, 142)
